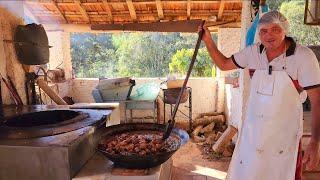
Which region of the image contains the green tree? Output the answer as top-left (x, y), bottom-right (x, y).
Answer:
top-left (71, 33), bottom-right (117, 78)
top-left (169, 48), bottom-right (214, 77)
top-left (267, 0), bottom-right (291, 10)
top-left (280, 1), bottom-right (320, 45)
top-left (112, 32), bottom-right (200, 77)
top-left (71, 32), bottom-right (217, 78)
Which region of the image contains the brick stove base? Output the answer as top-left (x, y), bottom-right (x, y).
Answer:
top-left (73, 152), bottom-right (172, 180)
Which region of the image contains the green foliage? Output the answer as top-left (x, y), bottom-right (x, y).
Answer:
top-left (169, 48), bottom-right (214, 77)
top-left (71, 32), bottom-right (217, 78)
top-left (280, 1), bottom-right (320, 45)
top-left (71, 33), bottom-right (117, 78)
top-left (263, 0), bottom-right (320, 45)
top-left (267, 0), bottom-right (291, 10)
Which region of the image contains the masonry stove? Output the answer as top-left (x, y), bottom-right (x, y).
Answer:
top-left (0, 105), bottom-right (115, 180)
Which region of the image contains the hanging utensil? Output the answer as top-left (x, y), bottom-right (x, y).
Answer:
top-left (0, 73), bottom-right (23, 106)
top-left (162, 20), bottom-right (205, 140)
top-left (7, 76), bottom-right (23, 105)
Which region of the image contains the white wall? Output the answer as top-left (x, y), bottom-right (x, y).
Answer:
top-left (46, 30), bottom-right (73, 100)
top-left (71, 78), bottom-right (219, 122)
top-left (222, 1), bottom-right (252, 131)
top-left (217, 28), bottom-right (241, 125)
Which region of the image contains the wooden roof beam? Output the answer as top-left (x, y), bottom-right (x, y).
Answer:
top-left (98, 0), bottom-right (240, 5)
top-left (74, 0), bottom-right (90, 23)
top-left (66, 10), bottom-right (241, 18)
top-left (126, 0), bottom-right (137, 21)
top-left (52, 1), bottom-right (68, 23)
top-left (29, 1), bottom-right (241, 5)
top-left (102, 0), bottom-right (113, 22)
top-left (155, 0), bottom-right (164, 20)
top-left (91, 19), bottom-right (203, 32)
top-left (187, 0), bottom-right (191, 19)
top-left (218, 0), bottom-right (225, 20)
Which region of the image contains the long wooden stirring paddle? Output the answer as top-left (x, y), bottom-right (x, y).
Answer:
top-left (162, 20), bottom-right (205, 140)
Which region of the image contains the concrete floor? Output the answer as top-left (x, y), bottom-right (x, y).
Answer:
top-left (171, 111), bottom-right (320, 180)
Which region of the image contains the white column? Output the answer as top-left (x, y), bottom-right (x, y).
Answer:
top-left (236, 0), bottom-right (252, 129)
top-left (218, 1), bottom-right (252, 129)
top-left (217, 28), bottom-right (241, 123)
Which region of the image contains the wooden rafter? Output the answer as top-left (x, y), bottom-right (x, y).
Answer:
top-left (126, 0), bottom-right (137, 21)
top-left (104, 0), bottom-right (240, 5)
top-left (52, 1), bottom-right (68, 23)
top-left (91, 19), bottom-right (203, 32)
top-left (155, 0), bottom-right (164, 20)
top-left (218, 0), bottom-right (225, 20)
top-left (102, 0), bottom-right (113, 22)
top-left (24, 0), bottom-right (242, 28)
top-left (29, 0), bottom-right (241, 5)
top-left (66, 10), bottom-right (241, 18)
top-left (118, 0), bottom-right (240, 5)
top-left (187, 0), bottom-right (191, 19)
top-left (74, 0), bottom-right (90, 23)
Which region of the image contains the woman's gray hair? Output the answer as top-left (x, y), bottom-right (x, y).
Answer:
top-left (257, 10), bottom-right (289, 34)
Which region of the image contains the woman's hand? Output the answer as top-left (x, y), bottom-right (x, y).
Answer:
top-left (303, 139), bottom-right (320, 170)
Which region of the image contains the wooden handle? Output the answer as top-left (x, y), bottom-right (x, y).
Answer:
top-left (212, 125), bottom-right (238, 153)
top-left (36, 78), bottom-right (68, 105)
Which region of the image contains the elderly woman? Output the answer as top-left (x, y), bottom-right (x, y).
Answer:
top-left (201, 11), bottom-right (320, 180)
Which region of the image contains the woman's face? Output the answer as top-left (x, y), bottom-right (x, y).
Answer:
top-left (258, 23), bottom-right (286, 51)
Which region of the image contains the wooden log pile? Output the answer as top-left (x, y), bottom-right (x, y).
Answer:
top-left (191, 112), bottom-right (236, 159)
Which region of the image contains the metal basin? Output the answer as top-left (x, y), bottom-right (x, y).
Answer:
top-left (0, 109), bottom-right (107, 139)
top-left (97, 123), bottom-right (189, 169)
top-left (4, 110), bottom-right (81, 127)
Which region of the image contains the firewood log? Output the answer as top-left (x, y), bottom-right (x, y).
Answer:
top-left (192, 125), bottom-right (206, 143)
top-left (222, 145), bottom-right (233, 157)
top-left (193, 135), bottom-right (206, 143)
top-left (192, 125), bottom-right (203, 136)
top-left (194, 112), bottom-right (223, 119)
top-left (214, 132), bottom-right (223, 141)
top-left (222, 125), bottom-right (228, 131)
top-left (203, 115), bottom-right (225, 123)
top-left (212, 125), bottom-right (238, 153)
top-left (205, 132), bottom-right (217, 145)
top-left (201, 122), bottom-right (215, 133)
top-left (193, 115), bottom-right (225, 127)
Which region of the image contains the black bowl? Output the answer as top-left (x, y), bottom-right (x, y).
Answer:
top-left (97, 123), bottom-right (189, 169)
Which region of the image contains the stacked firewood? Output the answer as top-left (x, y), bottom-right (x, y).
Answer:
top-left (191, 112), bottom-right (235, 159)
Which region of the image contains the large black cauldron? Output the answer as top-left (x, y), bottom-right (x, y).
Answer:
top-left (97, 123), bottom-right (189, 169)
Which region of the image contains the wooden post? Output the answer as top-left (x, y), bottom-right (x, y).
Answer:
top-left (36, 78), bottom-right (68, 105)
top-left (212, 125), bottom-right (237, 153)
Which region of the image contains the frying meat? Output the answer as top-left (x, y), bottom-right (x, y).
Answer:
top-left (100, 131), bottom-right (180, 156)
